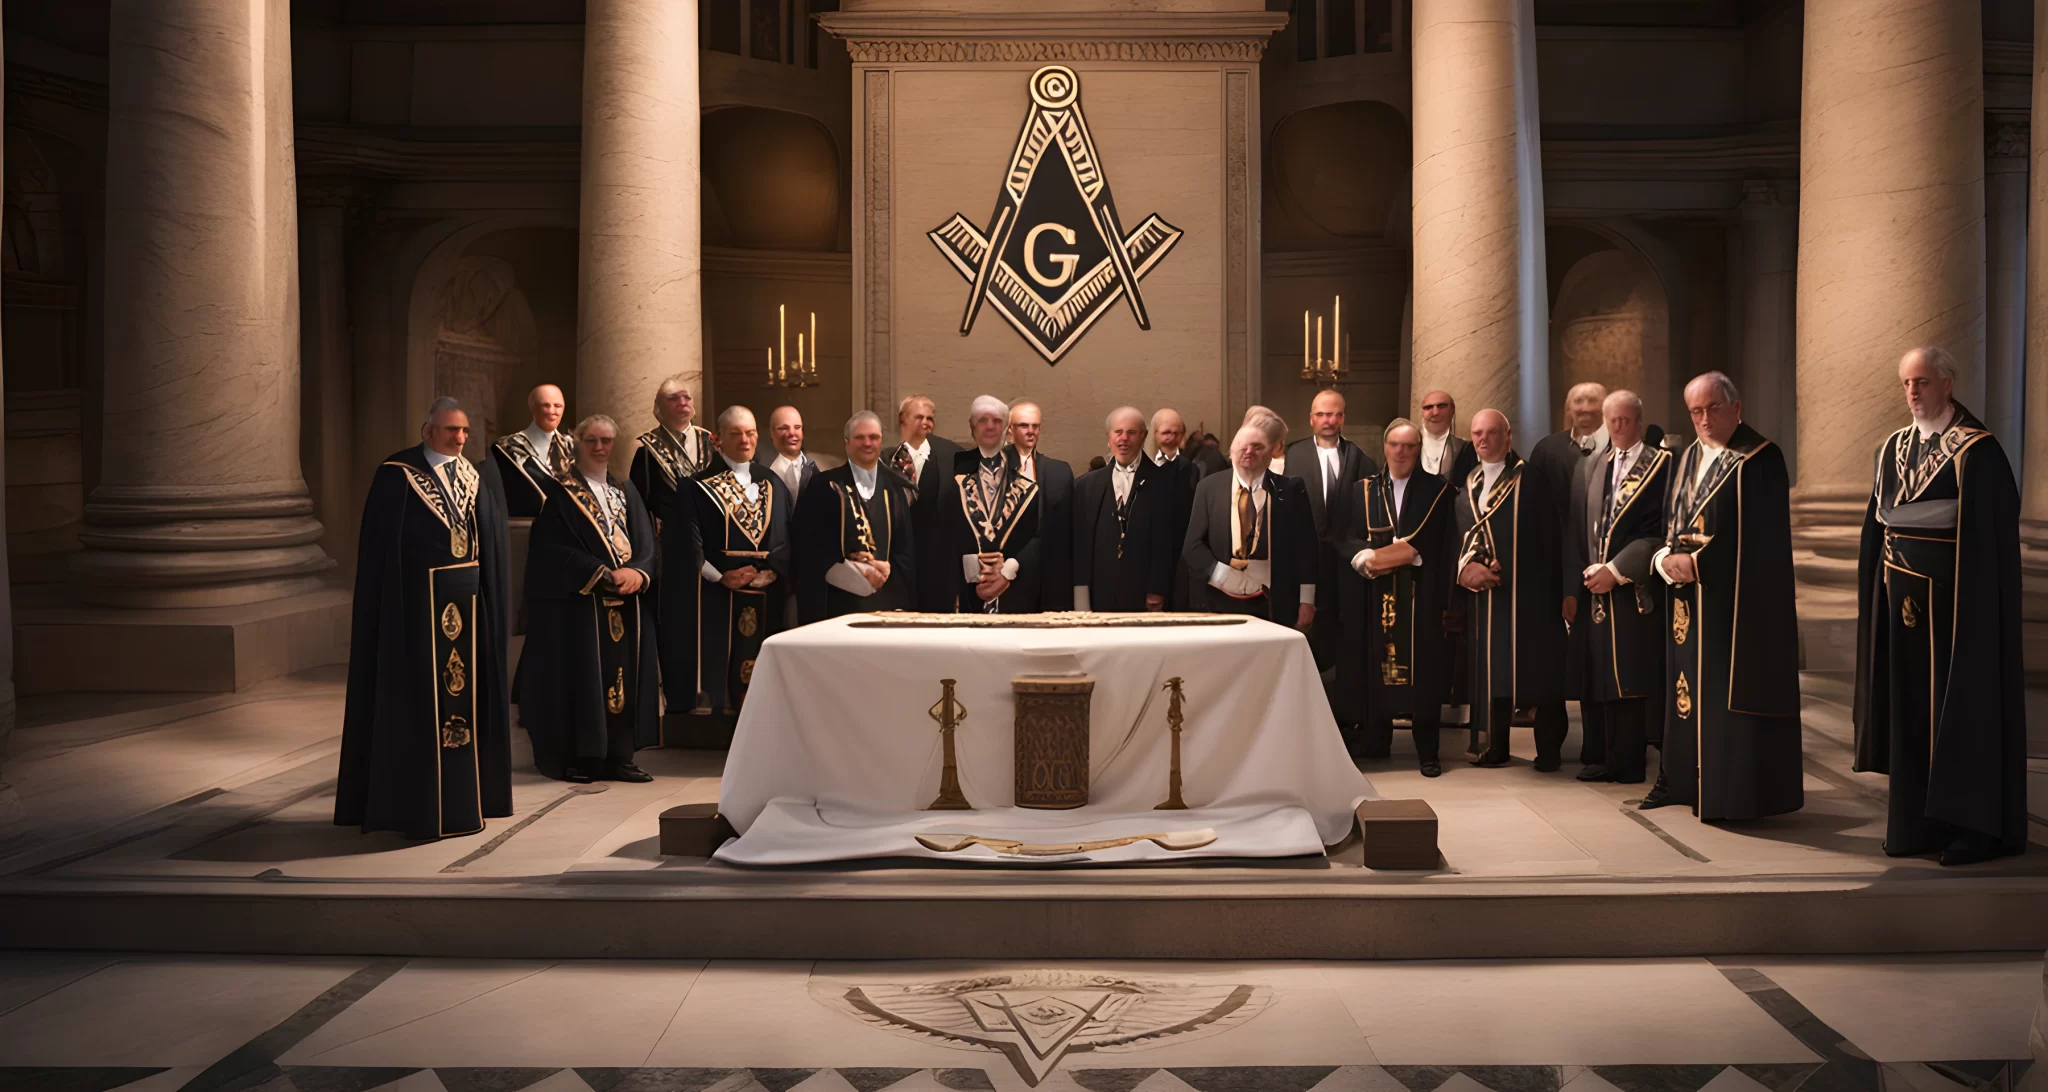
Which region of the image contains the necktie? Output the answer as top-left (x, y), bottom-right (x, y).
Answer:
top-left (1606, 456), bottom-right (1620, 505)
top-left (980, 454), bottom-right (1002, 472)
top-left (1235, 485), bottom-right (1256, 558)
top-left (1325, 452), bottom-right (1338, 497)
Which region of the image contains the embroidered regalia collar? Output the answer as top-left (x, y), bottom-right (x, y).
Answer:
top-left (700, 467), bottom-right (774, 548)
top-left (495, 429), bottom-right (574, 490)
top-left (388, 448), bottom-right (480, 559)
top-left (1596, 444), bottom-right (1667, 553)
top-left (560, 471), bottom-right (634, 565)
top-left (830, 477), bottom-right (887, 559)
top-left (638, 422), bottom-right (713, 489)
top-left (1673, 423), bottom-right (1769, 532)
top-left (1465, 453), bottom-right (1522, 520)
top-left (1888, 401), bottom-right (1989, 507)
top-left (956, 456), bottom-right (1038, 553)
top-left (1369, 472), bottom-right (1447, 537)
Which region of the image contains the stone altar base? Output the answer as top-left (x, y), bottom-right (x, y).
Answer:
top-left (13, 588), bottom-right (352, 695)
top-left (0, 667), bottom-right (2043, 959)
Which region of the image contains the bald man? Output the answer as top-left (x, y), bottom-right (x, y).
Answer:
top-left (492, 383), bottom-right (575, 517)
top-left (681, 405), bottom-right (793, 733)
top-left (1007, 401), bottom-right (1076, 609)
top-left (1282, 390), bottom-right (1379, 670)
top-left (754, 405), bottom-right (822, 498)
top-left (1151, 407), bottom-right (1205, 609)
top-left (1073, 407), bottom-right (1175, 612)
top-left (1455, 409), bottom-right (1568, 770)
top-left (1528, 381), bottom-right (1608, 763)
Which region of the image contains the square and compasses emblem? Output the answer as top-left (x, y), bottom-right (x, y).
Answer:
top-left (929, 66), bottom-right (1184, 364)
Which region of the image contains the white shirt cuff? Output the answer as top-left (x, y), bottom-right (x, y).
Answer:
top-left (1300, 584), bottom-right (1316, 607)
top-left (826, 561), bottom-right (876, 597)
top-left (1002, 558), bottom-right (1020, 581)
top-left (1606, 561), bottom-right (1630, 586)
top-left (1209, 562), bottom-right (1232, 588)
top-left (701, 561), bottom-right (722, 582)
top-left (1652, 547), bottom-right (1677, 584)
top-left (1351, 549), bottom-right (1375, 575)
top-left (1073, 586), bottom-right (1091, 612)
top-left (962, 554), bottom-right (980, 583)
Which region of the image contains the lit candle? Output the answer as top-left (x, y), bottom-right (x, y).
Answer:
top-left (809, 311), bottom-right (818, 380)
top-left (1314, 314), bottom-right (1323, 375)
top-left (778, 304), bottom-right (787, 384)
top-left (765, 346), bottom-right (774, 383)
top-left (1302, 310), bottom-right (1310, 377)
top-left (1332, 295), bottom-right (1341, 374)
top-left (796, 333), bottom-right (804, 385)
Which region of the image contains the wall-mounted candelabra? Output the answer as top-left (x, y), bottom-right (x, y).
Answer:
top-left (765, 304), bottom-right (820, 389)
top-left (1301, 295), bottom-right (1347, 388)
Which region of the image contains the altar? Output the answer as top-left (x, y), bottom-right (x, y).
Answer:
top-left (714, 614), bottom-right (1375, 865)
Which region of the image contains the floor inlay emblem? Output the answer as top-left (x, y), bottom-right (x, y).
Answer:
top-left (810, 972), bottom-right (1271, 1086)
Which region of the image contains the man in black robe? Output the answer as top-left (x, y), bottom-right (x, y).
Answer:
top-left (519, 414), bottom-right (660, 783)
top-left (1419, 389), bottom-right (1480, 755)
top-left (940, 395), bottom-right (1044, 613)
top-left (1563, 390), bottom-right (1671, 785)
top-left (1854, 347), bottom-right (2027, 865)
top-left (1530, 381), bottom-right (1608, 767)
top-left (1072, 407), bottom-right (1174, 613)
top-left (1150, 407), bottom-right (1206, 610)
top-left (630, 373), bottom-right (716, 737)
top-left (1184, 422), bottom-right (1318, 627)
top-left (1008, 400), bottom-right (1075, 610)
top-left (685, 405), bottom-right (793, 720)
top-left (1640, 371), bottom-right (1802, 819)
top-left (490, 383), bottom-right (575, 518)
top-left (886, 394), bottom-right (964, 613)
top-left (1456, 409), bottom-right (1568, 770)
top-left (795, 410), bottom-right (917, 621)
top-left (337, 397), bottom-right (513, 840)
top-left (1334, 420), bottom-right (1455, 774)
top-left (1283, 390), bottom-right (1380, 670)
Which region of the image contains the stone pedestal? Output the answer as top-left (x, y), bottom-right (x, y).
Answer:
top-left (1791, 0), bottom-right (1986, 671)
top-left (822, 0), bottom-right (1281, 456)
top-left (15, 588), bottom-right (351, 695)
top-left (576, 0), bottom-right (703, 472)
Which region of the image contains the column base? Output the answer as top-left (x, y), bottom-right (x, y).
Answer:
top-left (15, 587), bottom-right (352, 695)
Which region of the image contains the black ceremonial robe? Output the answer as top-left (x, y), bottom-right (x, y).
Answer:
top-left (1454, 455), bottom-right (1567, 753)
top-left (1333, 470), bottom-right (1456, 737)
top-left (491, 430), bottom-right (576, 518)
top-left (519, 472), bottom-right (660, 779)
top-left (630, 422), bottom-right (715, 725)
top-left (1662, 423), bottom-right (1802, 820)
top-left (1182, 469), bottom-right (1319, 623)
top-left (1425, 431), bottom-right (1478, 714)
top-left (794, 463), bottom-right (918, 622)
top-left (337, 447), bottom-right (513, 839)
top-left (889, 435), bottom-right (965, 613)
top-left (1564, 443), bottom-right (1673, 781)
top-left (1284, 437), bottom-right (1381, 670)
top-left (941, 448), bottom-right (1043, 613)
top-left (1154, 451), bottom-right (1205, 610)
top-left (687, 462), bottom-right (793, 713)
top-left (1853, 404), bottom-right (2027, 858)
top-left (1014, 447), bottom-right (1077, 611)
top-left (1072, 458), bottom-right (1175, 613)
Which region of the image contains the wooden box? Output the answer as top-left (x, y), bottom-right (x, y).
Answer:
top-left (1356, 798), bottom-right (1440, 870)
top-left (658, 803), bottom-right (737, 857)
top-left (1013, 675), bottom-right (1094, 809)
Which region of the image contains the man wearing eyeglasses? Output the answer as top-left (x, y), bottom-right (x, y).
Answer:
top-left (1640, 371), bottom-right (1801, 821)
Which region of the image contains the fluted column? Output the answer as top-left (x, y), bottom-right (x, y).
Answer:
top-left (1986, 118), bottom-right (2028, 454)
top-left (1411, 0), bottom-right (1543, 433)
top-left (0, 10), bottom-right (17, 819)
top-left (1792, 0), bottom-right (1986, 582)
top-left (576, 0), bottom-right (703, 474)
top-left (2022, 0), bottom-right (2048, 714)
top-left (1737, 180), bottom-right (1798, 478)
top-left (75, 0), bottom-right (331, 608)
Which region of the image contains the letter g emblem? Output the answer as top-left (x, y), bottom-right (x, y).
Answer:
top-left (1024, 222), bottom-right (1080, 289)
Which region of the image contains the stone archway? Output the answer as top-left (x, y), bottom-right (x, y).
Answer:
top-left (431, 256), bottom-right (539, 461)
top-left (1546, 228), bottom-right (1672, 432)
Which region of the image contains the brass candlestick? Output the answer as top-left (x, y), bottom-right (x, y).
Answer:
top-left (927, 678), bottom-right (972, 810)
top-left (1155, 676), bottom-right (1188, 810)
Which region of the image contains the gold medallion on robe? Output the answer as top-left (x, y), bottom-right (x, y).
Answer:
top-left (1672, 599), bottom-right (1691, 645)
top-left (1674, 673), bottom-right (1692, 719)
top-left (1380, 592), bottom-right (1398, 631)
top-left (607, 668), bottom-right (627, 714)
top-left (440, 714), bottom-right (472, 748)
top-left (451, 523), bottom-right (470, 559)
top-left (1902, 596), bottom-right (1920, 628)
top-left (608, 607), bottom-right (626, 643)
top-left (1592, 596), bottom-right (1607, 625)
top-left (443, 648), bottom-right (466, 696)
top-left (740, 659), bottom-right (756, 685)
top-left (738, 605), bottom-right (759, 638)
top-left (440, 603), bottom-right (463, 640)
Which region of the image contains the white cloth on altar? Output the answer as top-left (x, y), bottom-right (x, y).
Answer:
top-left (715, 614), bottom-right (1375, 864)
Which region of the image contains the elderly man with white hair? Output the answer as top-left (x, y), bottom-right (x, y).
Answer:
top-left (337, 396), bottom-right (514, 839)
top-left (793, 410), bottom-right (918, 622)
top-left (630, 373), bottom-right (717, 723)
top-left (680, 404), bottom-right (793, 732)
top-left (884, 393), bottom-right (964, 611)
top-left (1072, 406), bottom-right (1174, 613)
top-left (1182, 420), bottom-right (1317, 627)
top-left (519, 413), bottom-right (660, 784)
top-left (491, 382), bottom-right (574, 518)
top-left (939, 394), bottom-right (1045, 612)
top-left (1641, 371), bottom-right (1800, 820)
top-left (1852, 346), bottom-right (2026, 865)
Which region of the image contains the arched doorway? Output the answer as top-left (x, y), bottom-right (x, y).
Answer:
top-left (1546, 225), bottom-right (1672, 433)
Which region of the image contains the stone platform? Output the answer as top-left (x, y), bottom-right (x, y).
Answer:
top-left (1, 666), bottom-right (2044, 960)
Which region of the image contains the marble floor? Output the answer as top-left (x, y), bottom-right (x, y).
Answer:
top-left (0, 951), bottom-right (2038, 1092)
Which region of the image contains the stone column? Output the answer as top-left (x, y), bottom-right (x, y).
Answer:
top-left (300, 185), bottom-right (357, 574)
top-left (2020, 0), bottom-right (2048, 722)
top-left (1792, 0), bottom-right (1985, 592)
top-left (0, 9), bottom-right (16, 820)
top-left (75, 0), bottom-right (332, 608)
top-left (1986, 117), bottom-right (2029, 453)
top-left (1410, 0), bottom-right (1532, 432)
top-left (576, 0), bottom-right (702, 473)
top-left (1737, 180), bottom-right (1798, 478)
